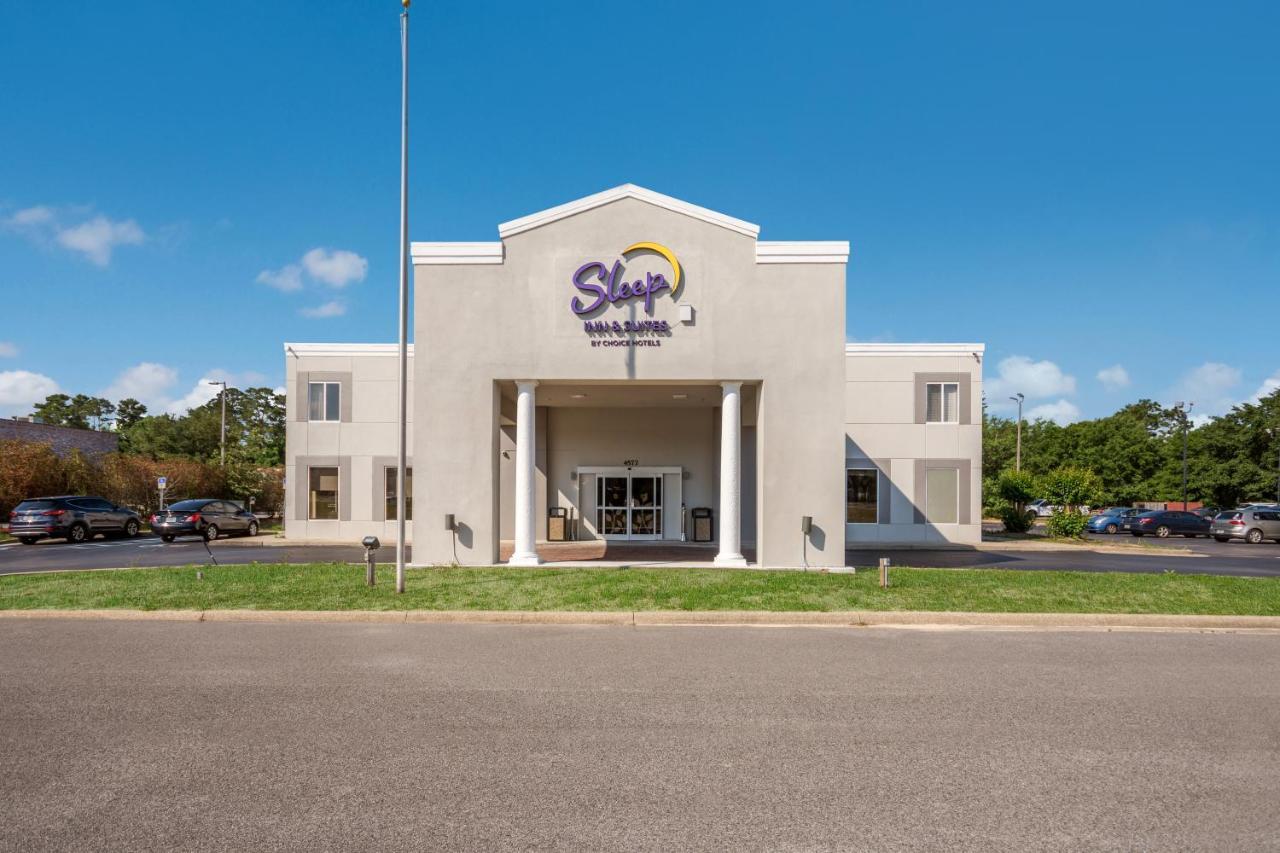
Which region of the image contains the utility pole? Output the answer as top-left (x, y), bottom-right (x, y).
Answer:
top-left (394, 0), bottom-right (411, 595)
top-left (1176, 401), bottom-right (1194, 510)
top-left (207, 381), bottom-right (228, 466)
top-left (1009, 393), bottom-right (1024, 471)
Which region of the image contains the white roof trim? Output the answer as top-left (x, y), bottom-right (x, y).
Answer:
top-left (411, 242), bottom-right (503, 265)
top-left (756, 241), bottom-right (850, 264)
top-left (497, 184), bottom-right (760, 239)
top-left (285, 343), bottom-right (415, 357)
top-left (845, 343), bottom-right (985, 356)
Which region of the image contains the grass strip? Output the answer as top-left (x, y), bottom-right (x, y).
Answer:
top-left (0, 563), bottom-right (1277, 615)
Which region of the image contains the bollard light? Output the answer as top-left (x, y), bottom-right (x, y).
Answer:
top-left (362, 536), bottom-right (381, 586)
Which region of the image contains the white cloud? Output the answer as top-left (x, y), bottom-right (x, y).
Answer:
top-left (0, 370), bottom-right (60, 417)
top-left (1096, 364), bottom-right (1131, 392)
top-left (102, 362), bottom-right (180, 409)
top-left (300, 300), bottom-right (346, 318)
top-left (1247, 370), bottom-right (1280, 404)
top-left (0, 341), bottom-right (17, 358)
top-left (4, 206), bottom-right (54, 227)
top-left (1166, 362), bottom-right (1242, 417)
top-left (986, 356), bottom-right (1077, 407)
top-left (164, 379), bottom-right (222, 415)
top-left (4, 205), bottom-right (145, 266)
top-left (54, 215), bottom-right (145, 266)
top-left (1026, 399), bottom-right (1082, 425)
top-left (302, 248), bottom-right (368, 288)
top-left (256, 263), bottom-right (304, 292)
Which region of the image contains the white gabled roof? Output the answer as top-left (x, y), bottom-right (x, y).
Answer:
top-left (497, 184), bottom-right (761, 239)
top-left (284, 343), bottom-right (415, 357)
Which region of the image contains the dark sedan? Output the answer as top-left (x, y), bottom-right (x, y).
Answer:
top-left (149, 499), bottom-right (260, 543)
top-left (8, 496), bottom-right (143, 545)
top-left (1122, 510), bottom-right (1211, 538)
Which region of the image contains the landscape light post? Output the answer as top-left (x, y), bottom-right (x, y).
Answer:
top-left (1010, 393), bottom-right (1024, 471)
top-left (207, 381), bottom-right (228, 467)
top-left (394, 0), bottom-right (410, 594)
top-left (1176, 401), bottom-right (1194, 510)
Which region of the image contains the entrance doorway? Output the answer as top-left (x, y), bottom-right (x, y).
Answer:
top-left (579, 466), bottom-right (681, 541)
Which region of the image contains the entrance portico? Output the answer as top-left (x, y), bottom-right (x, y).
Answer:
top-left (501, 379), bottom-right (757, 565)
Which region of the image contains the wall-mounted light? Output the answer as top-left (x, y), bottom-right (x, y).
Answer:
top-left (570, 393), bottom-right (587, 399)
top-left (672, 393), bottom-right (688, 400)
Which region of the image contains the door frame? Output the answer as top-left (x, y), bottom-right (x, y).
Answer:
top-left (577, 466), bottom-right (682, 542)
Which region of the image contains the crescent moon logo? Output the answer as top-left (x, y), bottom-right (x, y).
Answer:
top-left (621, 241), bottom-right (681, 297)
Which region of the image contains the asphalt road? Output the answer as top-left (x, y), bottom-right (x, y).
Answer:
top-left (849, 534), bottom-right (1280, 578)
top-left (4, 532), bottom-right (1280, 576)
top-left (1, 620), bottom-right (1277, 851)
top-left (0, 534), bottom-right (387, 575)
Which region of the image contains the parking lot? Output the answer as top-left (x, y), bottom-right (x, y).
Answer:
top-left (2, 530), bottom-right (1280, 577)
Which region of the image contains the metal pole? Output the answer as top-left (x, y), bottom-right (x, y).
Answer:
top-left (1010, 393), bottom-right (1024, 472)
top-left (395, 0), bottom-right (410, 594)
top-left (220, 386), bottom-right (226, 467)
top-left (1178, 402), bottom-right (1193, 510)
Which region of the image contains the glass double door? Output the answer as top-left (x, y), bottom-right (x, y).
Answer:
top-left (597, 472), bottom-right (663, 541)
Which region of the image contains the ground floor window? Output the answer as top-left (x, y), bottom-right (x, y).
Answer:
top-left (925, 467), bottom-right (959, 524)
top-left (385, 467), bottom-right (413, 521)
top-left (846, 468), bottom-right (878, 523)
top-left (309, 467), bottom-right (339, 520)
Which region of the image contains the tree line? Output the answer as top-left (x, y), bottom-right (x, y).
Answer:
top-left (983, 387), bottom-right (1280, 512)
top-left (1, 388), bottom-right (286, 516)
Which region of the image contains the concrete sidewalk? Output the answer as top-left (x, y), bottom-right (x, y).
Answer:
top-left (3, 608), bottom-right (1278, 632)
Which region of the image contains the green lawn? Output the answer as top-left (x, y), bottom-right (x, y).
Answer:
top-left (1, 563), bottom-right (1277, 615)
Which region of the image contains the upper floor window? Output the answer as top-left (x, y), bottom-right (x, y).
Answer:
top-left (925, 382), bottom-right (959, 423)
top-left (308, 381), bottom-right (340, 422)
top-left (385, 466), bottom-right (413, 521)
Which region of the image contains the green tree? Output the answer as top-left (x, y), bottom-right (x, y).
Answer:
top-left (115, 398), bottom-right (148, 431)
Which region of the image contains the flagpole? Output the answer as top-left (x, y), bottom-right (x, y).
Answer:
top-left (395, 0), bottom-right (410, 594)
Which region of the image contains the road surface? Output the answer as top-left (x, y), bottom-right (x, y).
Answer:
top-left (1, 620), bottom-right (1277, 850)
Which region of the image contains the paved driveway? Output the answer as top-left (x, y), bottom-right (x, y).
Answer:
top-left (1, 620), bottom-right (1277, 850)
top-left (3, 532), bottom-right (1280, 576)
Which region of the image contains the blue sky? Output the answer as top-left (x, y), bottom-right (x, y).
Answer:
top-left (2, 1), bottom-right (1277, 424)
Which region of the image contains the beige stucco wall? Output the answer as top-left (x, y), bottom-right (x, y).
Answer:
top-left (844, 349), bottom-right (984, 544)
top-left (284, 348), bottom-right (414, 543)
top-left (415, 195), bottom-right (846, 566)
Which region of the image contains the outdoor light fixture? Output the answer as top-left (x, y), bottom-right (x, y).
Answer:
top-left (570, 393), bottom-right (587, 399)
top-left (672, 393), bottom-right (688, 400)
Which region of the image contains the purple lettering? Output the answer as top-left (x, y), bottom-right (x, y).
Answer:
top-left (571, 262), bottom-right (608, 315)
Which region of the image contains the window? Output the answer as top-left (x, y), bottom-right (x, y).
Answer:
top-left (925, 382), bottom-right (959, 423)
top-left (925, 468), bottom-right (959, 524)
top-left (309, 467), bottom-right (339, 520)
top-left (308, 381), bottom-right (341, 422)
top-left (846, 469), bottom-right (878, 523)
top-left (385, 467), bottom-right (413, 521)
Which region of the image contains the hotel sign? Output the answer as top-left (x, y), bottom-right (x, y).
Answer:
top-left (571, 242), bottom-right (680, 347)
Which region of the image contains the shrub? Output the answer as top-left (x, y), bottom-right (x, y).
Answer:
top-left (1000, 504), bottom-right (1036, 533)
top-left (1046, 509), bottom-right (1089, 539)
top-left (1040, 465), bottom-right (1103, 512)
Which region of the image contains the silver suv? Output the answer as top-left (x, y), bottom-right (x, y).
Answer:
top-left (1211, 508), bottom-right (1280, 544)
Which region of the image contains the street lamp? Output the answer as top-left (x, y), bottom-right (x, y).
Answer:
top-left (1268, 426), bottom-right (1280, 505)
top-left (1175, 401), bottom-right (1194, 510)
top-left (1009, 393), bottom-right (1025, 471)
top-left (207, 381), bottom-right (228, 467)
top-left (394, 0), bottom-right (411, 594)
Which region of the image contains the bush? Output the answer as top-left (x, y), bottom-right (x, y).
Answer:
top-left (1046, 509), bottom-right (1089, 539)
top-left (1000, 504), bottom-right (1036, 533)
top-left (1041, 466), bottom-right (1102, 511)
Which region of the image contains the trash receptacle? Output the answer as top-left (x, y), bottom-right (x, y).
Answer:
top-left (691, 507), bottom-right (714, 543)
top-left (548, 507), bottom-right (568, 542)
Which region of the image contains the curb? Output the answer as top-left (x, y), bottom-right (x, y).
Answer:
top-left (1, 608), bottom-right (1278, 632)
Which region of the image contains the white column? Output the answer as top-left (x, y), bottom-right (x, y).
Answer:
top-left (509, 380), bottom-right (541, 566)
top-left (715, 381), bottom-right (748, 567)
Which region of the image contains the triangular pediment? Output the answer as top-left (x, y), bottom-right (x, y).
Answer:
top-left (496, 184), bottom-right (760, 240)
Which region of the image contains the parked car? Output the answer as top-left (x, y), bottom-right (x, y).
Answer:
top-left (7, 496), bottom-right (143, 545)
top-left (1086, 507), bottom-right (1145, 534)
top-left (1122, 510), bottom-right (1212, 538)
top-left (1027, 500), bottom-right (1054, 517)
top-left (149, 499), bottom-right (260, 543)
top-left (1191, 507), bottom-right (1221, 521)
top-left (1210, 508), bottom-right (1280, 544)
